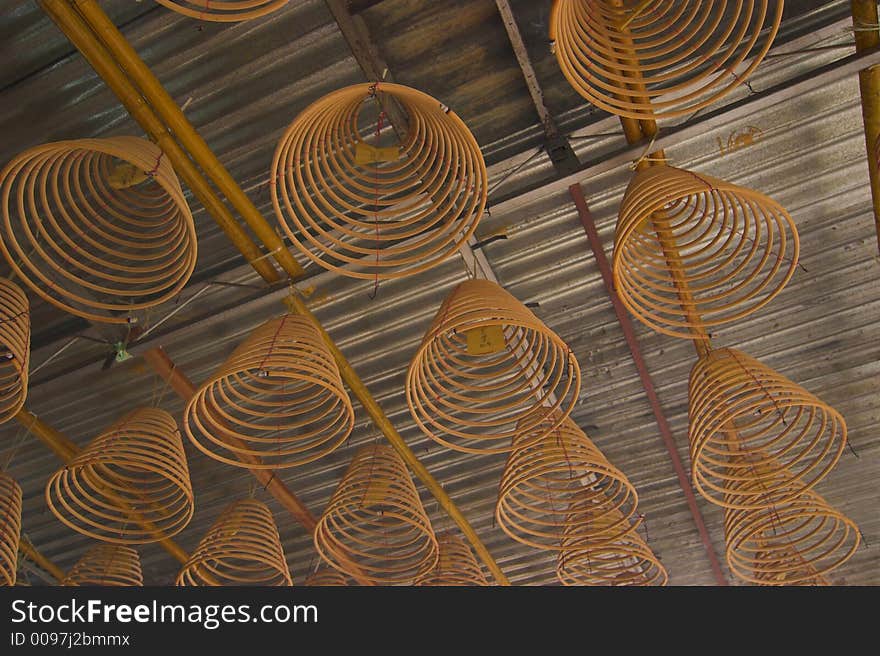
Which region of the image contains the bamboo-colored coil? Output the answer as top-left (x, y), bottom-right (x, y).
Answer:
top-left (184, 314), bottom-right (354, 469)
top-left (272, 83), bottom-right (487, 280)
top-left (0, 280), bottom-right (29, 423)
top-left (0, 472), bottom-right (22, 586)
top-left (415, 532), bottom-right (489, 586)
top-left (406, 280), bottom-right (581, 454)
top-left (549, 0), bottom-right (782, 121)
top-left (689, 348), bottom-right (846, 510)
top-left (314, 444), bottom-right (438, 584)
top-left (556, 510), bottom-right (667, 586)
top-left (155, 0), bottom-right (289, 22)
top-left (613, 165), bottom-right (798, 339)
top-left (0, 137), bottom-right (197, 324)
top-left (304, 567), bottom-right (348, 586)
top-left (177, 499), bottom-right (292, 586)
top-left (62, 544), bottom-right (143, 586)
top-left (724, 472), bottom-right (860, 586)
top-left (46, 407), bottom-right (194, 544)
top-left (496, 414), bottom-right (637, 550)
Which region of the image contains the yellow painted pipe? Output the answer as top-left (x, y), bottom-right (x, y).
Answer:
top-left (283, 293), bottom-right (511, 586)
top-left (851, 0), bottom-right (880, 253)
top-left (18, 538), bottom-right (66, 583)
top-left (43, 0), bottom-right (508, 585)
top-left (38, 0), bottom-right (280, 285)
top-left (72, 0), bottom-right (306, 280)
top-left (13, 408), bottom-right (190, 565)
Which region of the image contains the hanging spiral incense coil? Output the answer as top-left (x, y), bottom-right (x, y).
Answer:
top-left (0, 472), bottom-right (22, 586)
top-left (496, 414), bottom-right (637, 550)
top-left (272, 83), bottom-right (487, 280)
top-left (177, 499), bottom-right (292, 586)
top-left (304, 567), bottom-right (348, 586)
top-left (689, 348), bottom-right (846, 510)
top-left (314, 444), bottom-right (438, 584)
top-left (613, 165), bottom-right (798, 339)
top-left (184, 314), bottom-right (354, 469)
top-left (46, 407), bottom-right (194, 544)
top-left (406, 280), bottom-right (581, 454)
top-left (415, 532), bottom-right (488, 586)
top-left (724, 469), bottom-right (860, 586)
top-left (155, 0), bottom-right (289, 22)
top-left (0, 137), bottom-right (197, 324)
top-left (62, 545), bottom-right (143, 586)
top-left (556, 510), bottom-right (667, 586)
top-left (549, 0), bottom-right (782, 120)
top-left (0, 280), bottom-right (29, 423)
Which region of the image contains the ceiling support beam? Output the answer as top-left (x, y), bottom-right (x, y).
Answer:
top-left (18, 537), bottom-right (66, 583)
top-left (851, 0), bottom-right (880, 253)
top-left (569, 183), bottom-right (728, 586)
top-left (493, 0), bottom-right (579, 175)
top-left (12, 408), bottom-right (190, 565)
top-left (42, 0), bottom-right (508, 586)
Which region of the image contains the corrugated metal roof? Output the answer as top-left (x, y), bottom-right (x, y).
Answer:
top-left (0, 0), bottom-right (876, 586)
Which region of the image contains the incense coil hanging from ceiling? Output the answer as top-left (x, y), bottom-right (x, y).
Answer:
top-left (556, 508), bottom-right (667, 586)
top-left (0, 280), bottom-right (29, 423)
top-left (613, 165), bottom-right (799, 339)
top-left (549, 0), bottom-right (783, 121)
top-left (62, 544), bottom-right (143, 586)
top-left (0, 472), bottom-right (22, 586)
top-left (496, 414), bottom-right (638, 550)
top-left (724, 465), bottom-right (860, 586)
top-left (689, 348), bottom-right (846, 511)
top-left (314, 444), bottom-right (438, 585)
top-left (304, 567), bottom-right (348, 586)
top-left (154, 0), bottom-right (289, 22)
top-left (183, 314), bottom-right (354, 469)
top-left (406, 279), bottom-right (581, 454)
top-left (45, 407), bottom-right (194, 544)
top-left (176, 499), bottom-right (292, 586)
top-left (271, 82), bottom-right (487, 280)
top-left (0, 137), bottom-right (197, 324)
top-left (414, 532), bottom-right (489, 586)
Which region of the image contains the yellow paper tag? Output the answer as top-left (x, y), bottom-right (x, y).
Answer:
top-left (355, 142), bottom-right (400, 165)
top-left (466, 325), bottom-right (505, 355)
top-left (361, 478), bottom-right (393, 508)
top-left (107, 162), bottom-right (149, 190)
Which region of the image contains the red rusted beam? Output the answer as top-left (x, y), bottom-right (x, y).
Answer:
top-left (569, 182), bottom-right (728, 586)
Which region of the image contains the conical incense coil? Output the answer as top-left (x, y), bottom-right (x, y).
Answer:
top-left (272, 83), bottom-right (487, 280)
top-left (0, 280), bottom-right (29, 423)
top-left (0, 472), bottom-right (22, 586)
top-left (0, 137), bottom-right (197, 324)
top-left (613, 165), bottom-right (798, 339)
top-left (62, 545), bottom-right (143, 586)
top-left (406, 280), bottom-right (581, 454)
top-left (689, 348), bottom-right (846, 510)
top-left (177, 499), bottom-right (292, 586)
top-left (550, 0), bottom-right (782, 120)
top-left (155, 0), bottom-right (289, 22)
top-left (556, 511), bottom-right (667, 586)
top-left (304, 567), bottom-right (348, 586)
top-left (314, 444), bottom-right (438, 584)
top-left (46, 407), bottom-right (194, 544)
top-left (496, 414), bottom-right (637, 550)
top-left (184, 314), bottom-right (354, 469)
top-left (415, 532), bottom-right (488, 586)
top-left (724, 473), bottom-right (860, 586)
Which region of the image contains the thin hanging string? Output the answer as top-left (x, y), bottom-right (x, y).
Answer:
top-left (1, 412), bottom-right (38, 472)
top-left (368, 86), bottom-right (386, 301)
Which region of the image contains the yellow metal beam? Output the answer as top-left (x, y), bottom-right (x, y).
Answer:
top-left (851, 0), bottom-right (880, 253)
top-left (38, 0), bottom-right (280, 284)
top-left (18, 538), bottom-right (66, 583)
